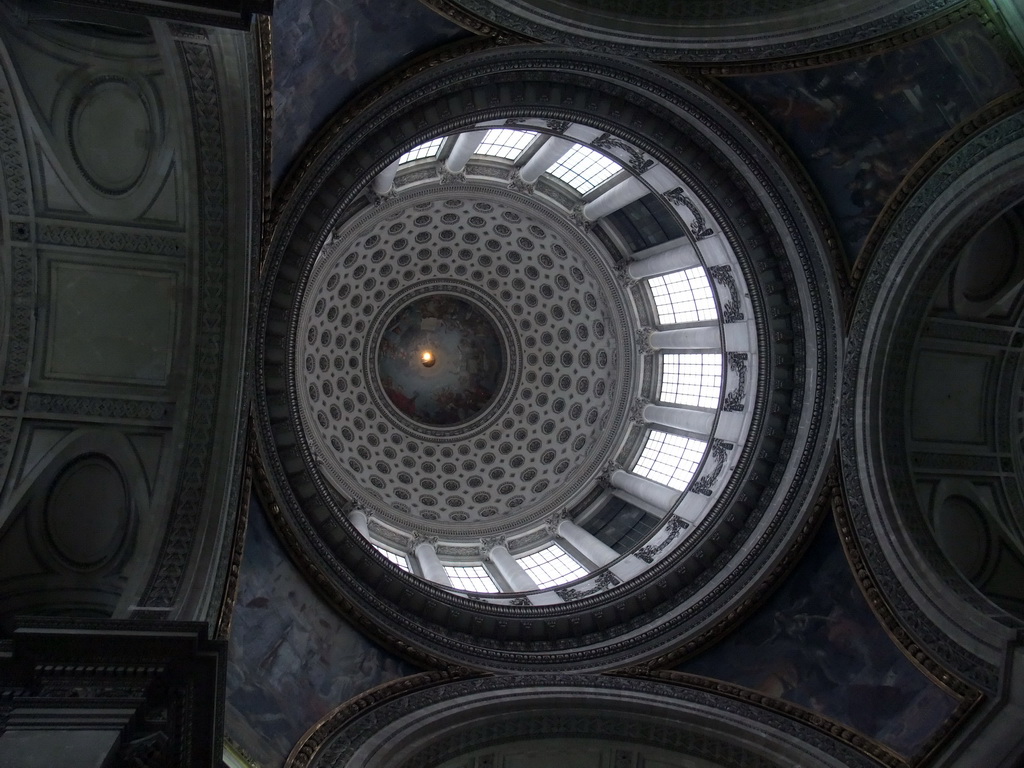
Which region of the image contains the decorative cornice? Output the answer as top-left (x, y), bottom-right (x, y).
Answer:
top-left (427, 0), bottom-right (1009, 68)
top-left (288, 672), bottom-right (883, 768)
top-left (140, 35), bottom-right (230, 609)
top-left (257, 13), bottom-right (273, 279)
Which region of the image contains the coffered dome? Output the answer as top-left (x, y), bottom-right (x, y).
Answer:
top-left (256, 45), bottom-right (842, 670)
top-left (298, 186), bottom-right (635, 539)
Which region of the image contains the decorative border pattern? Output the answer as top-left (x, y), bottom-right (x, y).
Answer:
top-left (634, 515), bottom-right (688, 564)
top-left (663, 187), bottom-right (714, 239)
top-left (691, 438), bottom-right (732, 496)
top-left (215, 420), bottom-right (255, 641)
top-left (0, 58), bottom-right (29, 216)
top-left (20, 392), bottom-right (174, 421)
top-left (556, 570), bottom-right (620, 601)
top-left (723, 351), bottom-right (747, 412)
top-left (36, 222), bottom-right (185, 256)
top-left (140, 38), bottom-right (228, 608)
top-left (709, 264), bottom-right (743, 323)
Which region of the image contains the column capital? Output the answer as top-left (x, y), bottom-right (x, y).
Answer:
top-left (614, 261), bottom-right (638, 288)
top-left (636, 326), bottom-right (655, 355)
top-left (480, 535), bottom-right (508, 556)
top-left (569, 203), bottom-right (592, 231)
top-left (508, 167), bottom-right (535, 195)
top-left (629, 396), bottom-right (650, 425)
top-left (544, 509), bottom-right (568, 536)
top-left (410, 532), bottom-right (439, 551)
top-left (368, 186), bottom-right (397, 206)
top-left (599, 460), bottom-right (623, 487)
top-left (437, 161), bottom-right (466, 185)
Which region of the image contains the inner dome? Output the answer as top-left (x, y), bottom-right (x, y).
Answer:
top-left (296, 185), bottom-right (635, 539)
top-left (377, 295), bottom-right (504, 426)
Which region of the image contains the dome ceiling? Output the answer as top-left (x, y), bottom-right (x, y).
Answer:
top-left (256, 45), bottom-right (843, 670)
top-left (298, 187), bottom-right (634, 537)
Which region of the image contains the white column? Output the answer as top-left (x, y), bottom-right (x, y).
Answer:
top-left (558, 519), bottom-right (618, 567)
top-left (610, 469), bottom-right (680, 513)
top-left (445, 130), bottom-right (488, 173)
top-left (488, 545), bottom-right (537, 592)
top-left (347, 508), bottom-right (369, 538)
top-left (518, 136), bottom-right (575, 183)
top-left (414, 542), bottom-right (452, 586)
top-left (627, 237), bottom-right (700, 279)
top-left (644, 403), bottom-right (714, 436)
top-left (650, 325), bottom-right (721, 350)
top-left (582, 176), bottom-right (648, 220)
top-left (371, 158), bottom-right (401, 195)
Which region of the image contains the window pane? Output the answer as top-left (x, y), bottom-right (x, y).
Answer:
top-left (648, 268), bottom-right (718, 325)
top-left (476, 129), bottom-right (538, 160)
top-left (374, 545), bottom-right (411, 572)
top-left (443, 564), bottom-right (499, 593)
top-left (548, 144), bottom-right (621, 194)
top-left (399, 137), bottom-right (444, 164)
top-left (659, 353), bottom-right (722, 409)
top-left (516, 543), bottom-right (588, 589)
top-left (633, 430), bottom-right (707, 491)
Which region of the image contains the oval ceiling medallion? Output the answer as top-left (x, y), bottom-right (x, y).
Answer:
top-left (69, 77), bottom-right (151, 194)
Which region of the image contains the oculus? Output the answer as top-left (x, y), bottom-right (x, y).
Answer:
top-left (377, 295), bottom-right (505, 426)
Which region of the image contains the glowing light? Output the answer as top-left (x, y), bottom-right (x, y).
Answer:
top-left (420, 350), bottom-right (436, 367)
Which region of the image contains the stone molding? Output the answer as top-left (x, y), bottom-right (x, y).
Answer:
top-left (287, 672), bottom-right (880, 768)
top-left (421, 0), bottom-right (968, 63)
